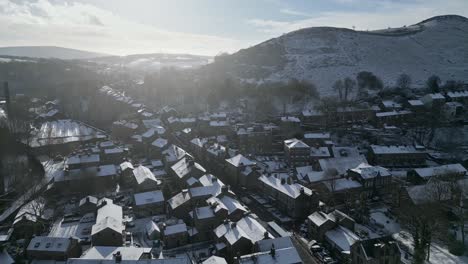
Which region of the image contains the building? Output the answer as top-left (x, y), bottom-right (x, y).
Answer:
top-left (369, 145), bottom-right (427, 167)
top-left (348, 163), bottom-right (393, 198)
top-left (420, 93), bottom-right (446, 108)
top-left (303, 132), bottom-right (330, 147)
top-left (207, 189), bottom-right (248, 221)
top-left (78, 196), bottom-right (98, 215)
top-left (284, 138), bottom-right (310, 167)
top-left (189, 205), bottom-right (223, 241)
top-left (27, 236), bottom-right (81, 261)
top-left (170, 157), bottom-right (206, 185)
top-left (91, 199), bottom-right (124, 246)
top-left (225, 154), bottom-right (257, 186)
top-left (350, 237), bottom-right (401, 264)
top-left (80, 246), bottom-right (152, 260)
top-left (214, 215), bottom-right (272, 261)
top-left (134, 191), bottom-right (165, 217)
top-left (407, 163), bottom-right (467, 184)
top-left (132, 165), bottom-right (162, 191)
top-left (307, 209), bottom-right (355, 241)
top-left (162, 222), bottom-right (188, 249)
top-left (258, 175), bottom-right (318, 219)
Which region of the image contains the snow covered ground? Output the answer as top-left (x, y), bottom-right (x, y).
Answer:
top-left (394, 231), bottom-right (468, 264)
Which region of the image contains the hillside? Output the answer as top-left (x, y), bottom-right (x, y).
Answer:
top-left (90, 53), bottom-right (213, 71)
top-left (211, 15), bottom-right (468, 96)
top-left (0, 46), bottom-right (108, 60)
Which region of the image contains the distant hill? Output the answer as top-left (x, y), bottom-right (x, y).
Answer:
top-left (208, 15), bottom-right (468, 95)
top-left (0, 46), bottom-right (108, 60)
top-left (90, 53), bottom-right (213, 71)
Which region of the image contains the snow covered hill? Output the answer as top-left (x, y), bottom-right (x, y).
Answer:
top-left (215, 15), bottom-right (468, 96)
top-left (90, 53), bottom-right (213, 71)
top-left (0, 46), bottom-right (107, 60)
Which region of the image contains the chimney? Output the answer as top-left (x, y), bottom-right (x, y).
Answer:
top-left (270, 244), bottom-right (276, 258)
top-left (263, 231), bottom-right (269, 239)
top-left (114, 251), bottom-right (122, 263)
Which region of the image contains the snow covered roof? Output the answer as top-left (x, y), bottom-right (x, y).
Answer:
top-left (79, 196), bottom-right (98, 207)
top-left (151, 160), bottom-right (163, 168)
top-left (375, 110), bottom-right (412, 117)
top-left (120, 161), bottom-right (134, 171)
top-left (81, 246), bottom-right (152, 260)
top-left (310, 147), bottom-right (331, 158)
top-left (207, 195), bottom-right (247, 216)
top-left (66, 154), bottom-right (100, 166)
top-left (134, 191), bottom-right (164, 206)
top-left (214, 216), bottom-right (271, 245)
top-left (447, 90), bottom-right (468, 98)
top-left (91, 216), bottom-right (124, 235)
top-left (308, 209), bottom-right (353, 228)
top-left (30, 119), bottom-right (105, 148)
top-left (407, 99), bottom-right (424, 106)
top-left (95, 200), bottom-right (122, 224)
top-left (104, 147), bottom-right (124, 155)
top-left (190, 137), bottom-right (208, 148)
top-left (167, 191), bottom-right (191, 210)
top-left (304, 132), bottom-right (330, 139)
top-left (381, 100), bottom-right (402, 109)
top-left (151, 138), bottom-right (168, 148)
top-left (319, 155), bottom-right (368, 175)
top-left (370, 145), bottom-right (425, 155)
top-left (259, 175), bottom-right (313, 198)
top-left (425, 93), bottom-right (446, 100)
top-left (256, 236), bottom-right (294, 251)
top-left (190, 206), bottom-right (215, 220)
top-left (324, 178), bottom-right (362, 192)
top-left (133, 165), bottom-right (159, 185)
top-left (238, 247), bottom-right (302, 264)
top-left (284, 138), bottom-right (310, 149)
top-left (350, 163), bottom-right (391, 179)
top-left (325, 226), bottom-right (360, 253)
top-left (146, 221), bottom-right (160, 236)
top-left (164, 223), bottom-right (187, 236)
top-left (162, 145), bottom-right (189, 163)
top-left (202, 256), bottom-right (227, 264)
top-left (199, 174), bottom-right (224, 187)
top-left (171, 157), bottom-right (206, 179)
top-left (280, 116), bottom-right (300, 122)
top-left (27, 236), bottom-right (73, 253)
top-left (412, 164), bottom-right (466, 178)
top-left (296, 167), bottom-right (326, 183)
top-left (226, 154), bottom-right (256, 167)
top-left (142, 118), bottom-right (162, 129)
top-left (210, 121), bottom-right (228, 127)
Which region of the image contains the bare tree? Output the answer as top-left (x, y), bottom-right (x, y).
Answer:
top-left (397, 73), bottom-right (412, 89)
top-left (333, 80), bottom-right (344, 101)
top-left (343, 77), bottom-right (356, 101)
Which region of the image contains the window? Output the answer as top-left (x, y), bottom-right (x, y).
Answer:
top-left (34, 242), bottom-right (40, 248)
top-left (45, 242), bottom-right (51, 248)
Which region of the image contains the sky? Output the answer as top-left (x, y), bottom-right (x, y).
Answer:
top-left (0, 0), bottom-right (467, 56)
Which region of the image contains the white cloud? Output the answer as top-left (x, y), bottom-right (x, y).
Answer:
top-left (0, 0), bottom-right (246, 55)
top-left (280, 8), bottom-right (312, 17)
top-left (249, 0), bottom-right (468, 35)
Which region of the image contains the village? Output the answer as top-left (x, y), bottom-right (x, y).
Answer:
top-left (0, 81), bottom-right (468, 264)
